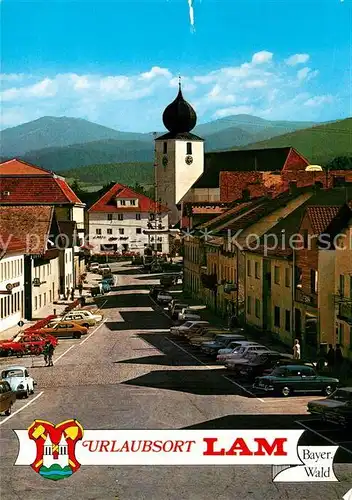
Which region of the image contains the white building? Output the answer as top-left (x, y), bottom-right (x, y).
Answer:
top-left (155, 81), bottom-right (204, 226)
top-left (88, 184), bottom-right (170, 255)
top-left (43, 434), bottom-right (69, 469)
top-left (0, 251), bottom-right (25, 332)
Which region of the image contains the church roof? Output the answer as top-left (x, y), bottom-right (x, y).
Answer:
top-left (156, 131), bottom-right (203, 141)
top-left (162, 83), bottom-right (198, 134)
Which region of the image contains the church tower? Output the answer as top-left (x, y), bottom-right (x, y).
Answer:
top-left (155, 80), bottom-right (204, 226)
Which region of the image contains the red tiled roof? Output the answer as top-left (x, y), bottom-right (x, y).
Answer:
top-left (306, 206), bottom-right (341, 234)
top-left (88, 183), bottom-right (169, 213)
top-left (0, 176), bottom-right (82, 204)
top-left (0, 206), bottom-right (54, 255)
top-left (199, 200), bottom-right (260, 230)
top-left (192, 207), bottom-right (225, 214)
top-left (0, 158), bottom-right (52, 176)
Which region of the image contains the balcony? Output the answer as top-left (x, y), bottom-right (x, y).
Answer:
top-left (295, 288), bottom-right (318, 308)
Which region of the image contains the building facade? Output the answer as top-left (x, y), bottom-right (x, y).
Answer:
top-left (0, 252), bottom-right (25, 332)
top-left (88, 184), bottom-right (169, 254)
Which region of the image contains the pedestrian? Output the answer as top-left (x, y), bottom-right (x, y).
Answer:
top-left (293, 339), bottom-right (301, 359)
top-left (66, 287), bottom-right (70, 300)
top-left (335, 344), bottom-right (343, 367)
top-left (78, 282), bottom-right (83, 295)
top-left (326, 344), bottom-right (335, 369)
top-left (70, 288), bottom-right (75, 301)
top-left (43, 341), bottom-right (50, 366)
top-left (47, 342), bottom-right (55, 367)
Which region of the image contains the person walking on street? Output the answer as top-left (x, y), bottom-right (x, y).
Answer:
top-left (326, 344), bottom-right (335, 370)
top-left (335, 344), bottom-right (343, 369)
top-left (293, 339), bottom-right (301, 359)
top-left (43, 341), bottom-right (51, 366)
top-left (66, 287), bottom-right (70, 300)
top-left (78, 282), bottom-right (83, 296)
top-left (47, 342), bottom-right (55, 366)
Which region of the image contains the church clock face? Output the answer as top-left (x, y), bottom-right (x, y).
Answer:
top-left (162, 155), bottom-right (168, 167)
top-left (185, 155), bottom-right (193, 165)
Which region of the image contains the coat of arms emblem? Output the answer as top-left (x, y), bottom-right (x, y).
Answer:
top-left (27, 419), bottom-right (83, 480)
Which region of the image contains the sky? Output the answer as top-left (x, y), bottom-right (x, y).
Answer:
top-left (0, 0), bottom-right (351, 132)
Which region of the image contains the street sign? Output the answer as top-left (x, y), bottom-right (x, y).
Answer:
top-left (18, 320), bottom-right (24, 327)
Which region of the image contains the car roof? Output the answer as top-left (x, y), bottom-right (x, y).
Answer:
top-left (1, 365), bottom-right (26, 371)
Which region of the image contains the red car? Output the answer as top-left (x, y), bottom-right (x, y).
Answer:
top-left (0, 333), bottom-right (57, 357)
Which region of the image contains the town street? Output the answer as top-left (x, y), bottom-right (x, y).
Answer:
top-left (0, 263), bottom-right (351, 500)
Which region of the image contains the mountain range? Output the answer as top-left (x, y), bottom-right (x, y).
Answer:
top-left (0, 114), bottom-right (321, 171)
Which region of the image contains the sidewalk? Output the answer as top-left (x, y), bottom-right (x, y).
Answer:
top-left (0, 271), bottom-right (101, 341)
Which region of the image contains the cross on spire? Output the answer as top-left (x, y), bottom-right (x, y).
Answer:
top-left (178, 75), bottom-right (182, 90)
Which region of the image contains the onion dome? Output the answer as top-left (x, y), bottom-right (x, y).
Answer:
top-left (162, 79), bottom-right (197, 133)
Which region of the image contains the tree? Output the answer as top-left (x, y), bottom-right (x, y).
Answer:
top-left (326, 156), bottom-right (352, 171)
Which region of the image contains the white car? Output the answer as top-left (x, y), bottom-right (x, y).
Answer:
top-left (217, 341), bottom-right (260, 357)
top-left (89, 262), bottom-right (99, 271)
top-left (157, 292), bottom-right (173, 304)
top-left (1, 366), bottom-right (36, 398)
top-left (170, 320), bottom-right (209, 336)
top-left (178, 308), bottom-right (201, 322)
top-left (77, 309), bottom-right (103, 322)
top-left (225, 349), bottom-right (270, 370)
top-left (217, 343), bottom-right (268, 363)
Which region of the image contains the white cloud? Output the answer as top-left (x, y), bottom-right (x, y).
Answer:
top-left (0, 53), bottom-right (337, 130)
top-left (251, 51), bottom-right (273, 64)
top-left (303, 95), bottom-right (334, 107)
top-left (285, 53), bottom-right (310, 66)
top-left (297, 67), bottom-right (319, 81)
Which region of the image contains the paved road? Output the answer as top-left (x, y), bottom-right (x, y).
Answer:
top-left (0, 263), bottom-right (351, 500)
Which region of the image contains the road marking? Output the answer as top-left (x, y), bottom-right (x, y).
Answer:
top-left (79, 319), bottom-right (106, 345)
top-left (295, 419), bottom-right (352, 455)
top-left (53, 344), bottom-right (75, 364)
top-left (95, 299), bottom-right (108, 312)
top-left (165, 337), bottom-right (265, 403)
top-left (0, 391), bottom-right (44, 427)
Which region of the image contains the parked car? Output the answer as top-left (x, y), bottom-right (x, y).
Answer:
top-left (88, 262), bottom-right (99, 272)
top-left (238, 351), bottom-right (293, 380)
top-left (217, 340), bottom-right (256, 357)
top-left (1, 366), bottom-right (36, 398)
top-left (98, 264), bottom-right (111, 274)
top-left (160, 275), bottom-right (177, 287)
top-left (307, 387), bottom-right (352, 428)
top-left (171, 303), bottom-right (189, 319)
top-left (253, 364), bottom-right (339, 397)
top-left (225, 348), bottom-right (271, 371)
top-left (0, 333), bottom-right (56, 357)
top-left (217, 343), bottom-right (269, 363)
top-left (0, 380), bottom-right (16, 415)
top-left (38, 321), bottom-right (88, 339)
top-left (178, 308), bottom-right (201, 322)
top-left (170, 321), bottom-right (209, 336)
top-left (150, 285), bottom-right (166, 300)
top-left (201, 331), bottom-right (247, 356)
top-left (157, 291), bottom-right (173, 305)
top-left (54, 312), bottom-right (95, 328)
top-left (102, 276), bottom-right (115, 286)
top-left (189, 329), bottom-right (231, 347)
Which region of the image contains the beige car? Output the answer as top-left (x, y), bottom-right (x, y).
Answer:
top-left (0, 380), bottom-right (16, 415)
top-left (60, 312), bottom-right (96, 327)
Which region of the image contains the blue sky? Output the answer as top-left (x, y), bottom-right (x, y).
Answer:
top-left (0, 0), bottom-right (351, 131)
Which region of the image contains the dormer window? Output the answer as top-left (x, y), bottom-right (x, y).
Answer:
top-left (120, 200), bottom-right (126, 206)
top-left (130, 199), bottom-right (136, 206)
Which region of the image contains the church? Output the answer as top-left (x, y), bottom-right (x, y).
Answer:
top-left (154, 80), bottom-right (205, 227)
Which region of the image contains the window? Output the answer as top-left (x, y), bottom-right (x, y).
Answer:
top-left (107, 214), bottom-right (113, 221)
top-left (285, 310), bottom-right (291, 332)
top-left (274, 306), bottom-right (280, 327)
top-left (163, 142), bottom-right (167, 154)
top-left (157, 243), bottom-right (162, 252)
top-left (247, 296), bottom-right (252, 314)
top-left (117, 214), bottom-right (124, 221)
top-left (130, 200), bottom-right (136, 206)
top-left (186, 142), bottom-right (192, 155)
top-left (34, 296), bottom-right (38, 311)
top-left (136, 213), bottom-right (141, 220)
top-left (310, 269), bottom-right (318, 293)
top-left (340, 274), bottom-right (345, 295)
top-left (149, 213), bottom-right (155, 221)
top-left (274, 266), bottom-right (280, 284)
top-left (285, 268), bottom-right (290, 287)
top-left (247, 260), bottom-right (251, 277)
top-left (255, 299), bottom-right (260, 318)
top-left (136, 228), bottom-right (142, 234)
top-left (119, 228), bottom-right (124, 235)
top-left (0, 298), bottom-right (3, 318)
top-left (120, 200), bottom-right (126, 205)
top-left (337, 323), bottom-right (344, 344)
top-left (107, 228), bottom-right (113, 235)
top-left (255, 262), bottom-right (260, 279)
top-left (96, 228), bottom-right (102, 235)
